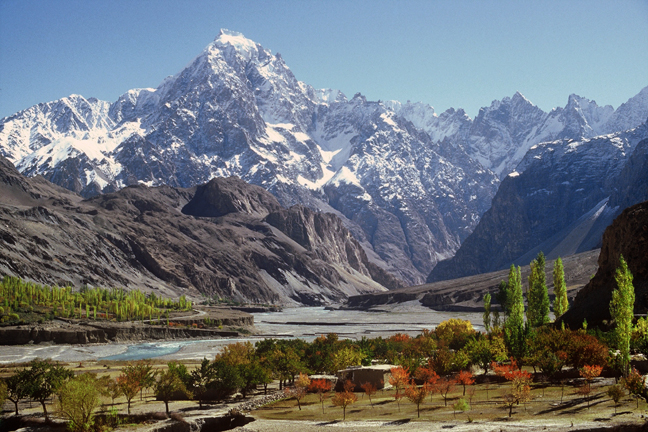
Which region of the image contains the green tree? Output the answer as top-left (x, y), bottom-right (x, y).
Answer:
top-left (331, 347), bottom-right (365, 372)
top-left (56, 373), bottom-right (105, 432)
top-left (504, 265), bottom-right (527, 363)
top-left (238, 361), bottom-right (270, 398)
top-left (167, 361), bottom-right (192, 389)
top-left (552, 257), bottom-right (569, 319)
top-left (0, 379), bottom-right (7, 412)
top-left (464, 335), bottom-right (507, 375)
top-left (210, 358), bottom-right (244, 401)
top-left (527, 252), bottom-right (550, 327)
top-left (483, 293), bottom-right (492, 333)
top-left (5, 370), bottom-right (30, 415)
top-left (453, 397), bottom-right (470, 419)
top-left (610, 255), bottom-right (635, 377)
top-left (495, 280), bottom-right (510, 317)
top-left (25, 360), bottom-right (74, 421)
top-left (154, 369), bottom-right (190, 414)
top-left (190, 358), bottom-right (216, 407)
top-left (608, 384), bottom-right (624, 413)
top-left (268, 346), bottom-right (306, 390)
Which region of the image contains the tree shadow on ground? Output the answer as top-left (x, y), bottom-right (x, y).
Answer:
top-left (536, 393), bottom-right (605, 415)
top-left (316, 420), bottom-right (340, 425)
top-left (420, 405), bottom-right (444, 413)
top-left (557, 397), bottom-right (606, 416)
top-left (384, 419), bottom-right (411, 426)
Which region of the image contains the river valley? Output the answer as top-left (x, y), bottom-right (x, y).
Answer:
top-left (0, 305), bottom-right (484, 363)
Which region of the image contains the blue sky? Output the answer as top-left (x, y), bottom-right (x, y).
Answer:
top-left (1, 0), bottom-right (647, 120)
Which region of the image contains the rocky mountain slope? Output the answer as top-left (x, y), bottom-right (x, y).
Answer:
top-left (1, 30), bottom-right (647, 285)
top-left (560, 201), bottom-right (648, 328)
top-left (0, 156), bottom-right (400, 305)
top-left (428, 123), bottom-right (648, 282)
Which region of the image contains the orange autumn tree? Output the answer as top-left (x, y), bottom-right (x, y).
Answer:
top-left (116, 373), bottom-right (140, 415)
top-left (415, 366), bottom-right (439, 402)
top-left (331, 380), bottom-right (358, 421)
top-left (360, 382), bottom-right (378, 408)
top-left (436, 376), bottom-right (456, 407)
top-left (308, 379), bottom-right (332, 414)
top-left (501, 368), bottom-right (532, 417)
top-left (623, 367), bottom-right (646, 409)
top-left (285, 373), bottom-right (310, 411)
top-left (492, 358), bottom-right (520, 378)
top-left (405, 381), bottom-right (431, 418)
top-left (579, 365), bottom-right (603, 408)
top-left (455, 370), bottom-right (475, 396)
top-left (389, 367), bottom-right (409, 411)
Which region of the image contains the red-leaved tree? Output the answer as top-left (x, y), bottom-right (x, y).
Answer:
top-left (389, 367), bottom-right (409, 411)
top-left (331, 380), bottom-right (358, 421)
top-left (308, 379), bottom-right (332, 413)
top-left (405, 381), bottom-right (431, 418)
top-left (436, 377), bottom-right (456, 407)
top-left (360, 382), bottom-right (377, 408)
top-left (455, 370), bottom-right (475, 396)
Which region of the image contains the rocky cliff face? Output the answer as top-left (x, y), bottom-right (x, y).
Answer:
top-left (560, 201), bottom-right (648, 328)
top-left (609, 138), bottom-right (648, 211)
top-left (0, 156), bottom-right (395, 305)
top-left (428, 122), bottom-right (648, 282)
top-left (0, 323), bottom-right (244, 345)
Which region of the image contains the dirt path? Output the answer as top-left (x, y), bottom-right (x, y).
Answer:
top-left (235, 417), bottom-right (646, 432)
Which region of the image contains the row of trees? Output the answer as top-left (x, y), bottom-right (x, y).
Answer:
top-left (0, 276), bottom-right (192, 324)
top-left (485, 254), bottom-right (637, 376)
top-left (483, 253), bottom-right (568, 333)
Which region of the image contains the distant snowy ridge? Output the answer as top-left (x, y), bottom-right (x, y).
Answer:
top-left (389, 89), bottom-right (648, 178)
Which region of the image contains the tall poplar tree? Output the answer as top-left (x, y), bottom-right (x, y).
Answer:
top-left (504, 265), bottom-right (526, 363)
top-left (527, 252), bottom-right (550, 327)
top-left (553, 257), bottom-right (568, 319)
top-left (483, 293), bottom-right (492, 333)
top-left (610, 255), bottom-right (635, 377)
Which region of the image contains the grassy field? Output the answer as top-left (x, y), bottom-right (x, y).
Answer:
top-left (255, 378), bottom-right (647, 427)
top-left (2, 361), bottom-right (648, 431)
top-left (0, 359), bottom-right (206, 418)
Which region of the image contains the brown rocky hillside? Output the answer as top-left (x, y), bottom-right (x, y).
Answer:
top-left (0, 156), bottom-right (401, 305)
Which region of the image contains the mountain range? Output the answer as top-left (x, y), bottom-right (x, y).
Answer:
top-left (0, 154), bottom-right (400, 305)
top-left (1, 29), bottom-right (647, 289)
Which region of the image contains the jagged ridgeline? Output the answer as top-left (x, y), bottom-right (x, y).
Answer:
top-left (0, 275), bottom-right (191, 325)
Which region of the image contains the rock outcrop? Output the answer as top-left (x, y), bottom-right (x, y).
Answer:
top-left (561, 201), bottom-right (648, 328)
top-left (0, 324), bottom-right (242, 345)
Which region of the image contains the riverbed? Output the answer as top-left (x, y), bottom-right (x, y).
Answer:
top-left (0, 304), bottom-right (484, 363)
